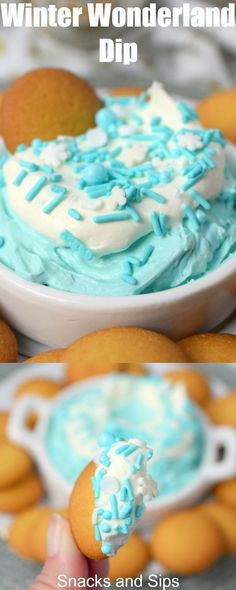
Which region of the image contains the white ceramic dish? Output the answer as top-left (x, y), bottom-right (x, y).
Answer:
top-left (0, 241), bottom-right (235, 350)
top-left (7, 379), bottom-right (236, 524)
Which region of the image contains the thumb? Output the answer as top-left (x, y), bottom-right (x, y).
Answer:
top-left (27, 514), bottom-right (89, 590)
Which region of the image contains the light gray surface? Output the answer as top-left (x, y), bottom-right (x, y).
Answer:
top-left (0, 540), bottom-right (236, 590)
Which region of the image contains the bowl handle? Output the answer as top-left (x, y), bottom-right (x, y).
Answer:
top-left (206, 426), bottom-right (236, 484)
top-left (7, 395), bottom-right (50, 455)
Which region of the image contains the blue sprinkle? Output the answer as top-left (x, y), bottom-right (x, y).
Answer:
top-left (20, 160), bottom-right (40, 172)
top-left (177, 102), bottom-right (198, 124)
top-left (123, 444), bottom-right (138, 457)
top-left (98, 432), bottom-right (116, 448)
top-left (125, 204), bottom-right (141, 223)
top-left (159, 214), bottom-right (168, 237)
top-left (32, 138), bottom-right (43, 148)
top-left (182, 204), bottom-right (199, 231)
top-left (123, 261), bottom-right (133, 276)
top-left (102, 523), bottom-right (111, 533)
top-left (141, 245), bottom-right (154, 265)
top-left (151, 116), bottom-right (161, 127)
top-left (16, 144), bottom-right (27, 152)
top-left (0, 237), bottom-right (5, 248)
top-left (68, 208), bottom-right (82, 221)
top-left (125, 479), bottom-right (134, 501)
top-left (120, 504), bottom-right (132, 519)
top-left (131, 113), bottom-right (143, 126)
top-left (103, 511), bottom-right (112, 520)
top-left (51, 184), bottom-right (67, 194)
top-left (190, 190), bottom-right (211, 210)
top-left (101, 543), bottom-right (112, 556)
top-left (150, 211), bottom-right (163, 236)
top-left (116, 444), bottom-right (129, 455)
top-left (95, 525), bottom-right (101, 541)
top-left (60, 230), bottom-right (93, 261)
top-left (77, 178), bottom-right (86, 189)
top-left (93, 212), bottom-right (130, 223)
top-left (25, 176), bottom-right (47, 202)
top-left (140, 188), bottom-right (166, 204)
top-left (42, 165), bottom-right (54, 174)
top-left (97, 509), bottom-right (104, 516)
top-left (135, 505), bottom-right (144, 518)
top-left (136, 454), bottom-right (144, 470)
top-left (120, 487), bottom-right (127, 502)
top-left (121, 274), bottom-right (138, 286)
top-left (182, 173), bottom-right (204, 192)
top-left (13, 169), bottom-right (28, 187)
top-left (127, 256), bottom-right (141, 267)
top-left (82, 163), bottom-right (109, 186)
top-left (96, 108), bottom-right (117, 130)
top-left (50, 174), bottom-right (63, 183)
top-left (110, 495), bottom-right (118, 519)
top-left (43, 192), bottom-right (66, 215)
top-left (146, 449), bottom-right (153, 460)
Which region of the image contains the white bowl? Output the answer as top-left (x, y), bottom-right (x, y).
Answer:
top-left (0, 253), bottom-right (235, 349)
top-left (7, 382), bottom-right (236, 523)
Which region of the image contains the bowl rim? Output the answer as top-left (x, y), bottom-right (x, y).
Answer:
top-left (0, 253), bottom-right (235, 311)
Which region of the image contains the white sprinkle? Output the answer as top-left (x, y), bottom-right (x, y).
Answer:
top-left (40, 142), bottom-right (69, 168)
top-left (86, 127), bottom-right (107, 147)
top-left (100, 476), bottom-right (120, 494)
top-left (109, 186), bottom-right (127, 210)
top-left (178, 133), bottom-right (203, 152)
top-left (119, 125), bottom-right (136, 137)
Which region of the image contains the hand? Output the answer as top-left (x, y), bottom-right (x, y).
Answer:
top-left (27, 514), bottom-right (108, 590)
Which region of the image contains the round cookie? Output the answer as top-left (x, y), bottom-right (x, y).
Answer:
top-left (25, 348), bottom-right (63, 363)
top-left (69, 433), bottom-right (157, 560)
top-left (197, 88), bottom-right (236, 144)
top-left (61, 327), bottom-right (190, 363)
top-left (165, 369), bottom-right (210, 407)
top-left (32, 507), bottom-right (68, 562)
top-left (0, 319), bottom-right (17, 362)
top-left (198, 501), bottom-right (236, 554)
top-left (178, 333), bottom-right (236, 362)
top-left (109, 533), bottom-right (150, 580)
top-left (110, 87), bottom-right (146, 97)
top-left (66, 362), bottom-right (147, 384)
top-left (8, 507), bottom-right (67, 561)
top-left (0, 411), bottom-right (9, 440)
top-left (213, 478), bottom-right (236, 510)
top-left (150, 510), bottom-right (225, 575)
top-left (8, 507), bottom-right (49, 560)
top-left (1, 68), bottom-right (102, 153)
top-left (206, 392), bottom-right (236, 427)
top-left (69, 461), bottom-right (103, 560)
top-left (0, 472), bottom-right (44, 513)
top-left (0, 440), bottom-right (33, 489)
top-left (15, 378), bottom-right (63, 401)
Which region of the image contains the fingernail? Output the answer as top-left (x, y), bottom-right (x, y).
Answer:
top-left (47, 513), bottom-right (65, 557)
top-left (58, 520), bottom-right (80, 566)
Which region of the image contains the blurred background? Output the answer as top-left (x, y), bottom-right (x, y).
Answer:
top-left (0, 1), bottom-right (235, 97)
top-left (0, 363), bottom-right (236, 589)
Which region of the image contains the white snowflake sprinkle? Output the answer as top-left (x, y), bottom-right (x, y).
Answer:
top-left (86, 127), bottom-right (107, 147)
top-left (109, 187), bottom-right (127, 210)
top-left (178, 133), bottom-right (203, 152)
top-left (40, 142), bottom-right (69, 168)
